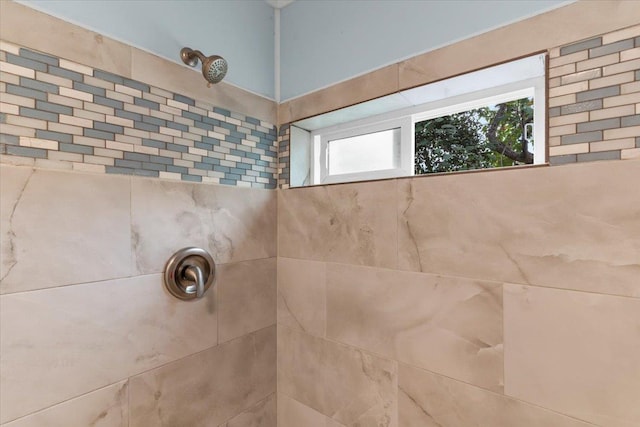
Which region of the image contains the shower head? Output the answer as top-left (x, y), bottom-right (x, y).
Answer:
top-left (180, 47), bottom-right (228, 86)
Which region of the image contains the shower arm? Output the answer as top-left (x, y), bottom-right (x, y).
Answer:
top-left (180, 48), bottom-right (207, 68)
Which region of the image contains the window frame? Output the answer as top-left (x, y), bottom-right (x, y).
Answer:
top-left (309, 54), bottom-right (546, 185)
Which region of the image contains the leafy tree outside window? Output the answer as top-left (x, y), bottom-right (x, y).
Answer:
top-left (415, 97), bottom-right (534, 174)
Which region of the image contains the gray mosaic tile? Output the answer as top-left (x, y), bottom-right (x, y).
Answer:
top-left (94, 121), bottom-right (123, 134)
top-left (166, 142), bottom-right (188, 152)
top-left (142, 162), bottom-right (165, 171)
top-left (560, 99), bottom-right (603, 115)
top-left (94, 70), bottom-right (124, 85)
top-left (220, 178), bottom-right (236, 185)
top-left (20, 77), bottom-right (58, 94)
top-left (173, 94), bottom-right (195, 106)
top-left (84, 128), bottom-right (114, 141)
top-left (134, 97), bottom-right (159, 110)
top-left (49, 66), bottom-right (83, 81)
top-left (142, 115), bottom-right (166, 127)
top-left (134, 169), bottom-right (159, 177)
top-left (73, 81), bottom-right (106, 96)
top-left (122, 78), bottom-right (149, 93)
top-left (589, 39), bottom-right (635, 58)
top-left (167, 165), bottom-right (188, 174)
top-left (636, 137), bottom-right (640, 148)
top-left (560, 130), bottom-right (602, 145)
top-left (549, 107), bottom-right (561, 118)
top-left (181, 174), bottom-right (202, 182)
top-left (168, 121), bottom-right (188, 132)
top-left (182, 111), bottom-right (202, 121)
top-left (576, 85), bottom-right (620, 102)
top-left (621, 114), bottom-right (640, 127)
top-left (36, 100), bottom-right (72, 115)
top-left (560, 37), bottom-right (602, 56)
top-left (577, 150), bottom-right (621, 162)
top-left (6, 83), bottom-right (47, 101)
top-left (106, 166), bottom-right (134, 175)
top-left (213, 107), bottom-right (230, 116)
top-left (115, 159), bottom-right (142, 169)
top-left (20, 107), bottom-right (58, 122)
top-left (124, 152), bottom-right (150, 162)
top-left (36, 129), bottom-right (72, 143)
top-left (6, 145), bottom-right (47, 158)
top-left (577, 118), bottom-right (620, 132)
top-left (19, 48), bottom-right (58, 66)
top-left (149, 155), bottom-right (173, 165)
top-left (116, 109), bottom-right (142, 121)
top-left (59, 143), bottom-right (93, 154)
top-left (246, 116), bottom-right (260, 126)
top-left (133, 121), bottom-right (159, 132)
top-left (94, 95), bottom-right (123, 109)
top-left (0, 134), bottom-right (19, 145)
top-left (6, 53), bottom-right (47, 71)
top-left (143, 139), bottom-right (166, 149)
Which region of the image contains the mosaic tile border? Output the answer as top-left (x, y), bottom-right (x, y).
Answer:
top-left (277, 124), bottom-right (290, 189)
top-left (0, 41), bottom-right (278, 188)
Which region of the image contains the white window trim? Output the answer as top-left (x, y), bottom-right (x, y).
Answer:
top-left (308, 54), bottom-right (546, 185)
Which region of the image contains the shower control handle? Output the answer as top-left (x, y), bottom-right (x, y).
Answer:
top-left (164, 247), bottom-right (216, 301)
top-left (183, 264), bottom-right (205, 299)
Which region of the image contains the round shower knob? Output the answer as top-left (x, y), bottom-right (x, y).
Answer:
top-left (164, 247), bottom-right (216, 300)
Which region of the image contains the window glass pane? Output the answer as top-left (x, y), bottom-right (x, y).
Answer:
top-left (415, 97), bottom-right (533, 175)
top-left (329, 128), bottom-right (400, 175)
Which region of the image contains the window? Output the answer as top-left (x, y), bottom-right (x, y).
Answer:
top-left (291, 54), bottom-right (546, 186)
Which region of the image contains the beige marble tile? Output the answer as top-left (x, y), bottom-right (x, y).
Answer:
top-left (278, 180), bottom-right (398, 269)
top-left (218, 258), bottom-right (276, 343)
top-left (131, 49), bottom-right (276, 124)
top-left (0, 165), bottom-right (132, 294)
top-left (277, 326), bottom-right (326, 414)
top-left (277, 394), bottom-right (343, 427)
top-left (277, 257), bottom-right (326, 337)
top-left (130, 326), bottom-right (276, 427)
top-left (0, 2), bottom-right (131, 77)
top-left (278, 326), bottom-right (397, 427)
top-left (2, 381), bottom-right (128, 427)
top-left (326, 263), bottom-right (503, 392)
top-left (504, 284), bottom-right (640, 427)
top-left (0, 274), bottom-right (217, 423)
top-left (132, 177), bottom-right (276, 274)
top-left (398, 161), bottom-right (640, 297)
top-left (221, 393), bottom-right (276, 427)
top-left (399, 364), bottom-right (594, 427)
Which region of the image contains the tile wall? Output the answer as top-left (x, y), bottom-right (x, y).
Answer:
top-left (277, 159), bottom-right (640, 427)
top-left (0, 165), bottom-right (277, 426)
top-left (277, 24), bottom-right (640, 188)
top-left (0, 3), bottom-right (277, 426)
top-left (548, 25), bottom-right (640, 164)
top-left (0, 41), bottom-right (278, 188)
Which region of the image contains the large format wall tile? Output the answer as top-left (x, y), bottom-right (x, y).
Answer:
top-left (278, 180), bottom-right (398, 269)
top-left (278, 326), bottom-right (397, 427)
top-left (0, 274), bottom-right (217, 423)
top-left (0, 165), bottom-right (132, 294)
top-left (398, 160), bottom-right (640, 297)
top-left (222, 393), bottom-right (276, 427)
top-left (131, 178), bottom-right (276, 274)
top-left (326, 264), bottom-right (503, 392)
top-left (2, 381), bottom-right (128, 427)
top-left (277, 394), bottom-right (344, 427)
top-left (129, 326), bottom-right (276, 427)
top-left (504, 284), bottom-right (640, 427)
top-left (218, 258), bottom-right (276, 343)
top-left (277, 258), bottom-right (326, 337)
top-left (399, 364), bottom-right (594, 427)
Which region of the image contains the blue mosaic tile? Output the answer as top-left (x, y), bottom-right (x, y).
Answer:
top-left (94, 95), bottom-right (123, 109)
top-left (36, 100), bottom-right (71, 115)
top-left (106, 166), bottom-right (134, 175)
top-left (73, 81), bottom-right (106, 97)
top-left (60, 143), bottom-right (93, 154)
top-left (134, 97), bottom-right (159, 110)
top-left (20, 107), bottom-right (58, 122)
top-left (94, 70), bottom-right (124, 85)
top-left (133, 121), bottom-right (159, 132)
top-left (213, 107), bottom-right (231, 116)
top-left (6, 83), bottom-right (47, 100)
top-left (0, 134), bottom-right (19, 145)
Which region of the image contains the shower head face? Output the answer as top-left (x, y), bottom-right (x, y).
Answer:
top-left (202, 55), bottom-right (228, 84)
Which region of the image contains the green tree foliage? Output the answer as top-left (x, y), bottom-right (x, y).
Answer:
top-left (415, 97), bottom-right (534, 174)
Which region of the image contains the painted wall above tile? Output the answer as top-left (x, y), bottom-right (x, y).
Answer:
top-left (15, 0), bottom-right (276, 99)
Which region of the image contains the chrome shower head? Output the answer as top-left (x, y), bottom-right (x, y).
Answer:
top-left (180, 47), bottom-right (228, 86)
